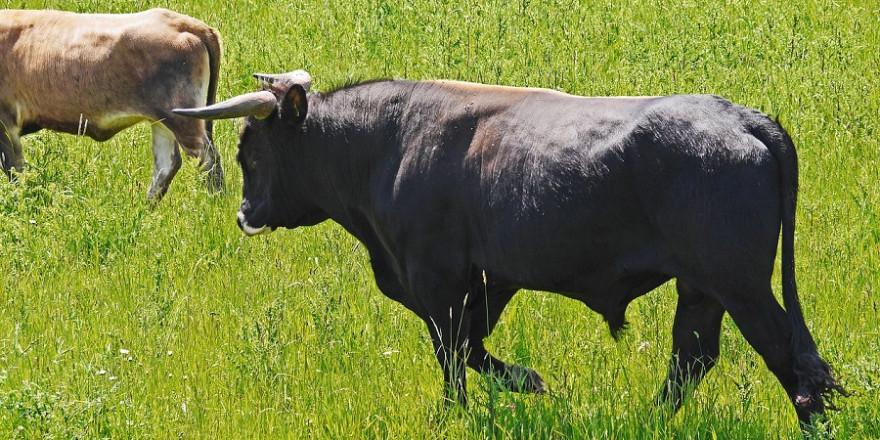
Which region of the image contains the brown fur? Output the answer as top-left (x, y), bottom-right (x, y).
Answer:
top-left (0, 8), bottom-right (223, 200)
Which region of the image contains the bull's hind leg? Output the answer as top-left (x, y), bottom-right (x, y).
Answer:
top-left (722, 288), bottom-right (828, 426)
top-left (147, 123), bottom-right (183, 201)
top-left (465, 282), bottom-right (546, 394)
top-left (657, 280), bottom-right (726, 410)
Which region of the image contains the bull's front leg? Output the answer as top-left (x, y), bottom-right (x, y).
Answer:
top-left (468, 335), bottom-right (546, 395)
top-left (427, 317), bottom-right (470, 407)
top-left (412, 268), bottom-right (472, 407)
top-left (465, 278), bottom-right (546, 394)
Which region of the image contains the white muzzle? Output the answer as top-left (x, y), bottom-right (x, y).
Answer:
top-left (237, 211), bottom-right (270, 236)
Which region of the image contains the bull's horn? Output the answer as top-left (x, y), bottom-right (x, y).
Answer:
top-left (253, 70), bottom-right (312, 92)
top-left (173, 91), bottom-right (277, 120)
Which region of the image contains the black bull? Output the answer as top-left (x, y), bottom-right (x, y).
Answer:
top-left (175, 71), bottom-right (843, 427)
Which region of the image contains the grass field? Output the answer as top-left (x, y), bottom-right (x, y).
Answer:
top-left (1, 0), bottom-right (878, 438)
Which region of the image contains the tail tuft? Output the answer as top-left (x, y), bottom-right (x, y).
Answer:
top-left (794, 353), bottom-right (848, 411)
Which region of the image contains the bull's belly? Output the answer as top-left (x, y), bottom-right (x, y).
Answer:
top-left (479, 250), bottom-right (673, 321)
top-left (476, 235), bottom-right (675, 299)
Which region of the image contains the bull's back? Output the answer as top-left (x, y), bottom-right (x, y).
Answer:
top-left (386, 87), bottom-right (659, 287)
top-left (460, 95), bottom-right (782, 291)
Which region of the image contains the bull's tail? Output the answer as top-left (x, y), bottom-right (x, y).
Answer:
top-left (748, 113), bottom-right (845, 409)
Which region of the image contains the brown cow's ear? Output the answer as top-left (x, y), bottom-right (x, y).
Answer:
top-left (281, 84), bottom-right (308, 123)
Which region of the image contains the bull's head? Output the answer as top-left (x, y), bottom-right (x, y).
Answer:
top-left (173, 70), bottom-right (322, 235)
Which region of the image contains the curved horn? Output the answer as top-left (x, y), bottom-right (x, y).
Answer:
top-left (173, 91), bottom-right (277, 120)
top-left (253, 70), bottom-right (312, 92)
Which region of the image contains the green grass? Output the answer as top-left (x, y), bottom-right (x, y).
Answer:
top-left (1, 0), bottom-right (878, 438)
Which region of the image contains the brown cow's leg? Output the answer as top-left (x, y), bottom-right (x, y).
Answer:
top-left (0, 119), bottom-right (23, 179)
top-left (0, 137), bottom-right (12, 178)
top-left (657, 280), bottom-right (726, 410)
top-left (201, 119), bottom-right (224, 193)
top-left (163, 115), bottom-right (224, 194)
top-left (183, 133), bottom-right (224, 194)
top-left (465, 284), bottom-right (546, 394)
top-left (147, 123), bottom-right (183, 201)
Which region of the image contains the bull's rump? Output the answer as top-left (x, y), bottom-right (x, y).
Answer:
top-left (0, 9), bottom-right (211, 138)
top-left (398, 93), bottom-right (783, 294)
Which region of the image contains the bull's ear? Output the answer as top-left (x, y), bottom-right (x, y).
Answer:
top-left (280, 84), bottom-right (308, 123)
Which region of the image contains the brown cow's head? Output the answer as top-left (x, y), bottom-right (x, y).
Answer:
top-left (174, 70), bottom-right (320, 235)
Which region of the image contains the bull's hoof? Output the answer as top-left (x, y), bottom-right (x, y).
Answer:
top-left (490, 366), bottom-right (547, 394)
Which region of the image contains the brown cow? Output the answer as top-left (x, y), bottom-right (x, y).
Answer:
top-left (0, 8), bottom-right (223, 200)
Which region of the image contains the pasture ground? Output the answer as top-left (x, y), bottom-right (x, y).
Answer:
top-left (1, 0), bottom-right (878, 438)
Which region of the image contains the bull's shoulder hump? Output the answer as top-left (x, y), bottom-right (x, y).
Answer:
top-left (425, 80), bottom-right (575, 98)
top-left (423, 79), bottom-right (661, 101)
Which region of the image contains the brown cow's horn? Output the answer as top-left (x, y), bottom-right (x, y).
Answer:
top-left (253, 73), bottom-right (280, 85)
top-left (173, 91), bottom-right (277, 120)
top-left (253, 70), bottom-right (312, 92)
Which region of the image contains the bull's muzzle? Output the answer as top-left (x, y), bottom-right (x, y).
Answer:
top-left (237, 211), bottom-right (271, 236)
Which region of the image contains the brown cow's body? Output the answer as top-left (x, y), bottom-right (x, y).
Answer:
top-left (0, 8), bottom-right (223, 199)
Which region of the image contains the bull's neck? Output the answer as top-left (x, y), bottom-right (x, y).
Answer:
top-left (298, 82), bottom-right (414, 236)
